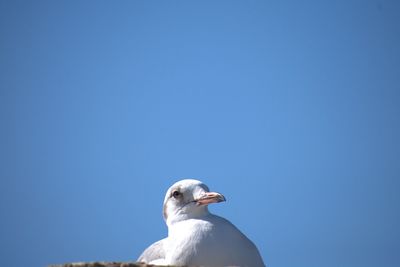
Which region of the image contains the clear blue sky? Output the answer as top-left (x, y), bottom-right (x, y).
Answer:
top-left (1, 1), bottom-right (399, 267)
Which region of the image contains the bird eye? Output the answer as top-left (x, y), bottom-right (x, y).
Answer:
top-left (172, 190), bottom-right (181, 198)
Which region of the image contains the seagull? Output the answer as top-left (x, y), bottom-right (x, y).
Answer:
top-left (138, 179), bottom-right (266, 267)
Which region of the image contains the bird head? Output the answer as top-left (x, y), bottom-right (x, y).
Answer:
top-left (162, 179), bottom-right (226, 226)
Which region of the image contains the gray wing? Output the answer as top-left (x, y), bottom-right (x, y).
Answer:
top-left (137, 238), bottom-right (166, 263)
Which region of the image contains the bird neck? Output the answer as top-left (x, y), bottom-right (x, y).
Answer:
top-left (166, 206), bottom-right (210, 227)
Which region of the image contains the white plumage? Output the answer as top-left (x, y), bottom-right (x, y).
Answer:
top-left (138, 179), bottom-right (266, 267)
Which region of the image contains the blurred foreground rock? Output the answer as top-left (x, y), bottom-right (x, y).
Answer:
top-left (49, 262), bottom-right (166, 267)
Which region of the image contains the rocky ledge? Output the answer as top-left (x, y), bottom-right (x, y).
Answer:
top-left (49, 262), bottom-right (167, 267)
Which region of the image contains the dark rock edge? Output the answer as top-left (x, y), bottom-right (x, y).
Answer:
top-left (48, 262), bottom-right (178, 267)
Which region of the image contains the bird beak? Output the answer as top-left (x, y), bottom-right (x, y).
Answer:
top-left (196, 192), bottom-right (226, 206)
